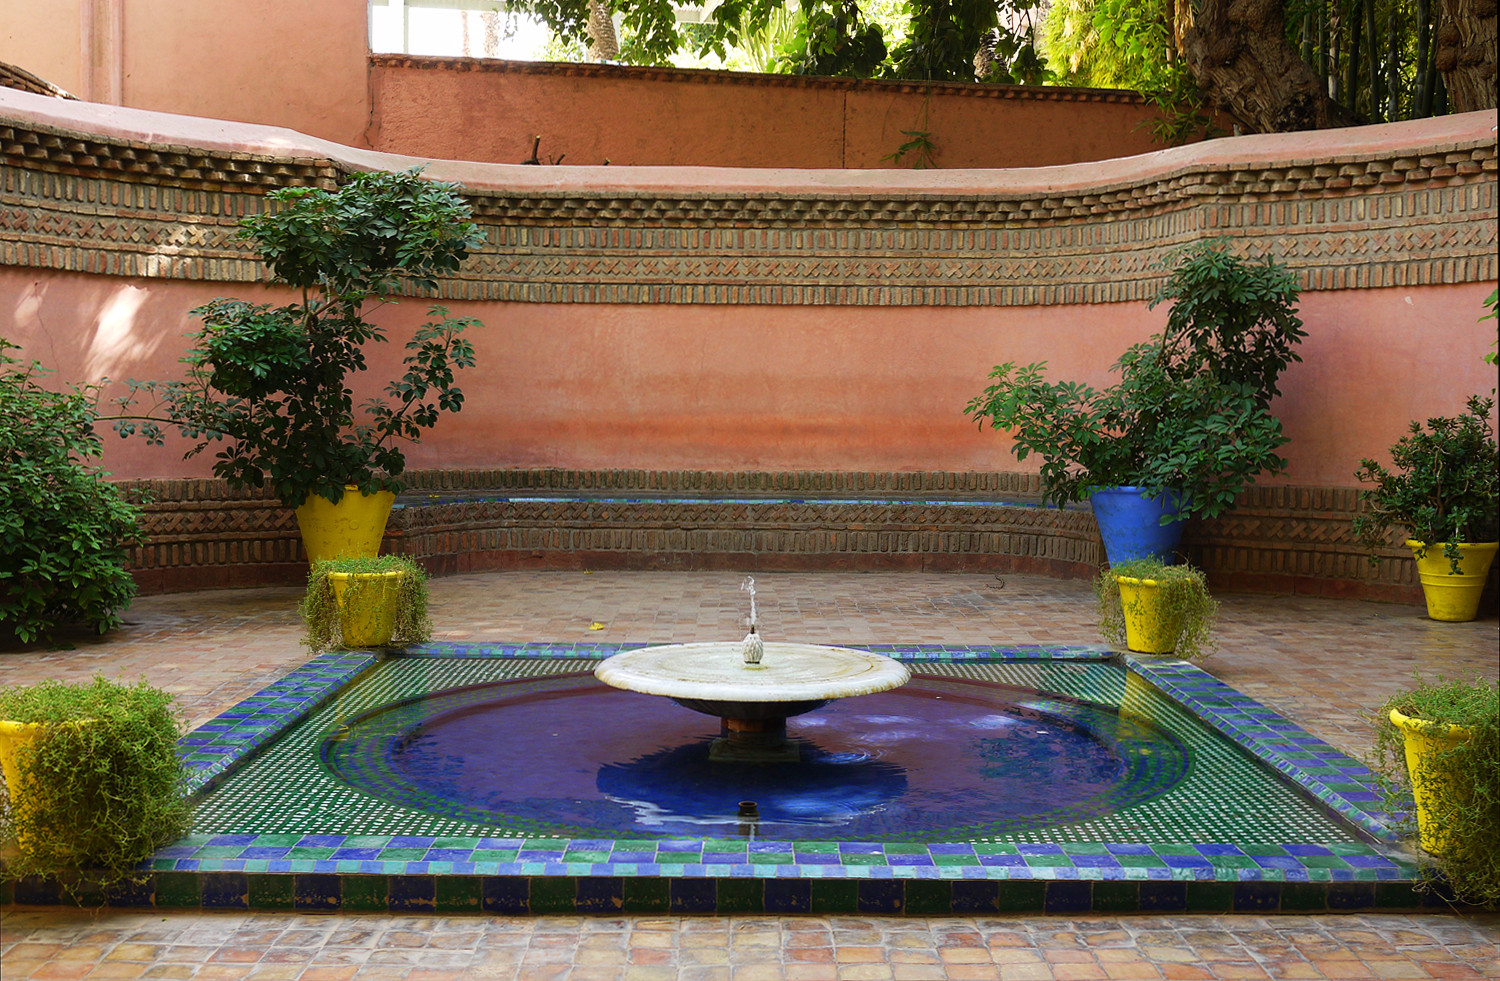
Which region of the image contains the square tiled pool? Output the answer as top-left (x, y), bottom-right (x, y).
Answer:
top-left (7, 645), bottom-right (1429, 915)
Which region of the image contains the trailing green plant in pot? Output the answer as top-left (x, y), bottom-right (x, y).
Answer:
top-left (0, 676), bottom-right (191, 901)
top-left (966, 239), bottom-right (1306, 563)
top-left (1353, 395), bottom-right (1499, 622)
top-left (111, 167), bottom-right (485, 563)
top-left (1095, 557), bottom-right (1218, 660)
top-left (1, 341), bottom-right (145, 645)
top-left (302, 555), bottom-right (432, 652)
top-left (1369, 675), bottom-right (1499, 907)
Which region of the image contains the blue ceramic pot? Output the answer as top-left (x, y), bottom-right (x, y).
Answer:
top-left (1090, 486), bottom-right (1186, 564)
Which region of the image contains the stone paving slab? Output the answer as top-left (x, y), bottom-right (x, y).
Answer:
top-left (2, 570), bottom-right (1498, 976)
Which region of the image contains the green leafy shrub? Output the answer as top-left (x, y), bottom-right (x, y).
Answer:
top-left (301, 555), bottom-right (432, 651)
top-left (1369, 675), bottom-right (1500, 907)
top-left (1095, 556), bottom-right (1218, 660)
top-left (113, 167), bottom-right (484, 510)
top-left (1353, 396), bottom-right (1499, 573)
top-left (0, 341), bottom-right (143, 644)
top-left (0, 677), bottom-right (190, 899)
top-left (966, 240), bottom-right (1306, 522)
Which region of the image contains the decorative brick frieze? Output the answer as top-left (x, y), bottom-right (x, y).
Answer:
top-left (1, 107), bottom-right (1494, 304)
top-left (114, 469), bottom-right (1448, 606)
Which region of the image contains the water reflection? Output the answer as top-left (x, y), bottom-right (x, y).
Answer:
top-left (324, 673), bottom-right (1191, 839)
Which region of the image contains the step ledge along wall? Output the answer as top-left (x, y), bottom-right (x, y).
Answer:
top-left (1, 87), bottom-right (1495, 604)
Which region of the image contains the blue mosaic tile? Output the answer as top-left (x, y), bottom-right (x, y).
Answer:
top-left (117, 643), bottom-right (1439, 913)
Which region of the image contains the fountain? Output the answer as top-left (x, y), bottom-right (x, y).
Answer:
top-left (593, 578), bottom-right (911, 762)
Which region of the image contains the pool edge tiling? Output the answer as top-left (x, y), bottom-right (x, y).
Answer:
top-left (2, 644), bottom-right (1433, 914)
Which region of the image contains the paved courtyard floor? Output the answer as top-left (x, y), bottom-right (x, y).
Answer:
top-left (2, 569), bottom-right (1498, 979)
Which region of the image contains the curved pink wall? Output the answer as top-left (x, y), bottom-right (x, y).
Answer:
top-left (6, 266), bottom-right (1492, 488)
top-left (367, 58), bottom-right (1169, 169)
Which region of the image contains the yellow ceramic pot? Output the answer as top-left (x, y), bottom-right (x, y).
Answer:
top-left (1406, 541), bottom-right (1499, 622)
top-left (1115, 576), bottom-right (1179, 654)
top-left (0, 719), bottom-right (41, 807)
top-left (1389, 707), bottom-right (1474, 855)
top-left (329, 570), bottom-right (406, 648)
top-left (294, 485), bottom-right (396, 565)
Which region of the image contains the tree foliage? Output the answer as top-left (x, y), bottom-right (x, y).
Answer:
top-left (527, 0), bottom-right (1491, 134)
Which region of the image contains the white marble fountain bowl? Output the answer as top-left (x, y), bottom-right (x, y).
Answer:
top-left (594, 641), bottom-right (911, 719)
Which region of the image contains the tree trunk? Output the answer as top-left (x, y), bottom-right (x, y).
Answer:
top-left (1435, 0), bottom-right (1498, 111)
top-left (586, 0), bottom-right (619, 62)
top-left (1177, 0), bottom-right (1361, 132)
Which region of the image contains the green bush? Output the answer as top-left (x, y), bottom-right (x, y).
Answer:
top-left (1370, 675), bottom-right (1500, 907)
top-left (1094, 556), bottom-right (1218, 661)
top-left (1353, 396), bottom-right (1499, 573)
top-left (0, 341), bottom-right (143, 644)
top-left (0, 676), bottom-right (191, 899)
top-left (301, 554), bottom-right (432, 652)
top-left (966, 240), bottom-right (1306, 521)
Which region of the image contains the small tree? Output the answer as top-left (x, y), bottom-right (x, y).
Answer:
top-left (114, 168), bottom-right (484, 509)
top-left (966, 240), bottom-right (1306, 520)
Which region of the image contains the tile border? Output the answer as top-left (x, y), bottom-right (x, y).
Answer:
top-left (4, 644), bottom-right (1429, 913)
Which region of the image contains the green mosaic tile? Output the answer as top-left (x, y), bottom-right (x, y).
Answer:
top-left (994, 881), bottom-right (1046, 913)
top-left (1061, 842), bottom-right (1111, 855)
top-left (247, 874), bottom-right (294, 910)
top-left (903, 880), bottom-right (951, 914)
top-left (1374, 882), bottom-right (1424, 909)
top-left (810, 879), bottom-right (858, 913)
top-left (839, 854), bottom-right (887, 867)
top-left (1115, 855), bottom-right (1168, 868)
top-left (285, 847), bottom-right (336, 860)
top-left (153, 872), bottom-right (201, 908)
top-left (1279, 882), bottom-right (1329, 911)
top-left (433, 876), bottom-right (482, 913)
top-left (1185, 882), bottom-right (1234, 912)
top-left (794, 842), bottom-right (839, 853)
top-left (562, 850), bottom-right (611, 863)
top-left (715, 878), bottom-right (763, 914)
top-left (973, 843), bottom-right (1020, 854)
top-left (622, 877), bottom-right (670, 913)
top-left (528, 876), bottom-right (576, 914)
top-left (931, 854), bottom-right (975, 866)
top-left (339, 875), bottom-right (388, 911)
top-left (251, 834), bottom-right (303, 846)
top-left (1092, 882), bottom-right (1139, 913)
top-left (748, 853), bottom-right (794, 865)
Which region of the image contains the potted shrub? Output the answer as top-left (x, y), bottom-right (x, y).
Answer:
top-left (302, 555), bottom-right (432, 651)
top-left (1096, 556), bottom-right (1218, 660)
top-left (112, 167), bottom-right (484, 563)
top-left (1353, 396), bottom-right (1499, 622)
top-left (1370, 675), bottom-right (1498, 906)
top-left (1, 340), bottom-right (144, 645)
top-left (966, 239), bottom-right (1306, 563)
top-left (0, 677), bottom-right (191, 900)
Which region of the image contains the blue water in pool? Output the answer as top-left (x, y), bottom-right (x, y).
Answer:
top-left (324, 673), bottom-right (1190, 840)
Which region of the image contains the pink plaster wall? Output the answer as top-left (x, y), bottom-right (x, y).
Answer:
top-left (2, 0), bottom-right (371, 146)
top-left (6, 266), bottom-right (1492, 489)
top-left (367, 58), bottom-right (1170, 168)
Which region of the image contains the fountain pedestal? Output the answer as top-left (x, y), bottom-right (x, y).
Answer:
top-left (594, 641), bottom-right (910, 763)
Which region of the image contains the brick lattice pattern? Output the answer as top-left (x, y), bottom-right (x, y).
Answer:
top-left (3, 103), bottom-right (1495, 601)
top-left (1, 109), bottom-right (1495, 302)
top-left (117, 469), bottom-right (1439, 604)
